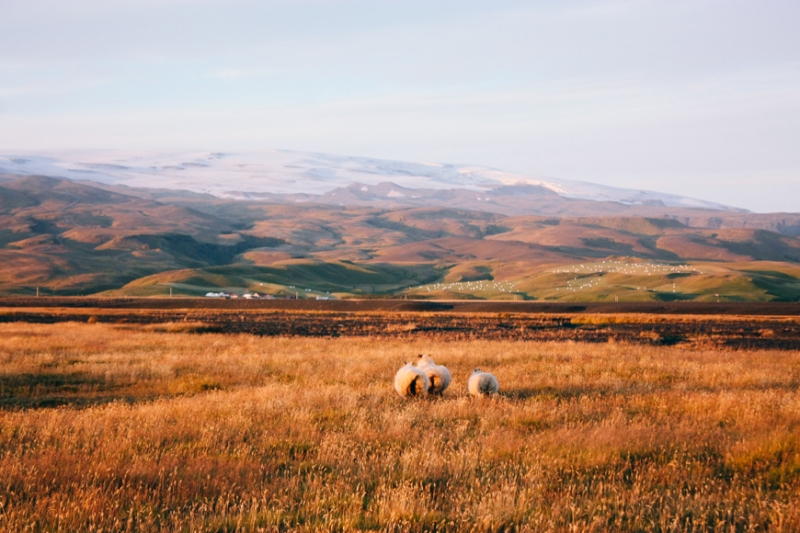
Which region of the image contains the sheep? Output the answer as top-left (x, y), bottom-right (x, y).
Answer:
top-left (394, 362), bottom-right (430, 397)
top-left (467, 368), bottom-right (499, 397)
top-left (415, 354), bottom-right (452, 395)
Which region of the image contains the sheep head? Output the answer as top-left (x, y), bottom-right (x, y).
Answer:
top-left (417, 354), bottom-right (435, 366)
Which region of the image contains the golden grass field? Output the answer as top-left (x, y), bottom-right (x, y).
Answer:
top-left (1, 321), bottom-right (800, 532)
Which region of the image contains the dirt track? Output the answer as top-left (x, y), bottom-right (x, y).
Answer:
top-left (2, 298), bottom-right (800, 349)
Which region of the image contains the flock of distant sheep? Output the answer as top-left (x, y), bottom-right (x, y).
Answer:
top-left (394, 355), bottom-right (499, 398)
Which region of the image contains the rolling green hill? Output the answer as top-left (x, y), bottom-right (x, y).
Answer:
top-left (109, 259), bottom-right (800, 303)
top-left (108, 260), bottom-right (444, 298)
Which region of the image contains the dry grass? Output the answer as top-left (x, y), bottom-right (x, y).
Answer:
top-left (1, 322), bottom-right (800, 532)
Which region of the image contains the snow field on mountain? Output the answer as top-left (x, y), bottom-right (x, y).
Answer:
top-left (0, 150), bottom-right (733, 210)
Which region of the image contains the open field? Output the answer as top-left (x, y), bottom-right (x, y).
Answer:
top-left (1, 322), bottom-right (800, 531)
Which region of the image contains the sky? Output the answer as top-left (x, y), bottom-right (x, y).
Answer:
top-left (1, 0), bottom-right (799, 213)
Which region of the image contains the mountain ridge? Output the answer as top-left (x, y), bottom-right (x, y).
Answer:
top-left (0, 151), bottom-right (746, 212)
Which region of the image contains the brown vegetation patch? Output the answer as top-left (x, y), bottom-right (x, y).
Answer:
top-left (2, 303), bottom-right (800, 349)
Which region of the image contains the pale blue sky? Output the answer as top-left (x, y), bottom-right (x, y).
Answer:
top-left (1, 0), bottom-right (799, 212)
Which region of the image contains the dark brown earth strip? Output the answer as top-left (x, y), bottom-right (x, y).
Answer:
top-left (2, 306), bottom-right (799, 349)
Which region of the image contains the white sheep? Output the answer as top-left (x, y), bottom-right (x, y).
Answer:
top-left (415, 354), bottom-right (452, 395)
top-left (467, 368), bottom-right (499, 397)
top-left (394, 362), bottom-right (430, 397)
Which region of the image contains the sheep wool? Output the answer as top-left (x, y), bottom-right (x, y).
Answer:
top-left (394, 362), bottom-right (430, 397)
top-left (415, 354), bottom-right (452, 395)
top-left (467, 368), bottom-right (499, 397)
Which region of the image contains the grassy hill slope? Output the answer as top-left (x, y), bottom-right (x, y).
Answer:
top-left (108, 260), bottom-right (444, 298)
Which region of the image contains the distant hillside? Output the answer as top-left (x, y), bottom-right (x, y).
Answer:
top-left (0, 176), bottom-right (283, 294)
top-left (109, 260), bottom-right (444, 298)
top-left (1, 173), bottom-right (799, 301)
top-left (39, 172), bottom-right (800, 235)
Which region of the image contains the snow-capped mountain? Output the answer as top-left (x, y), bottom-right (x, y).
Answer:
top-left (0, 150), bottom-right (740, 211)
